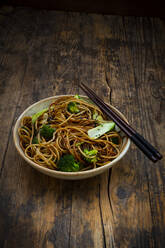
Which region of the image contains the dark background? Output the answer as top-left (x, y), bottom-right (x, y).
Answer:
top-left (0, 0), bottom-right (165, 17)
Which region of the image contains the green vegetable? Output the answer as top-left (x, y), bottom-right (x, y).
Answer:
top-left (32, 108), bottom-right (48, 124)
top-left (57, 154), bottom-right (80, 172)
top-left (92, 110), bottom-right (103, 122)
top-left (88, 122), bottom-right (115, 139)
top-left (75, 142), bottom-right (84, 147)
top-left (32, 136), bottom-right (38, 144)
top-left (67, 102), bottom-right (79, 113)
top-left (111, 137), bottom-right (119, 145)
top-left (84, 149), bottom-right (98, 156)
top-left (74, 94), bottom-right (80, 99)
top-left (83, 149), bottom-right (98, 163)
top-left (40, 124), bottom-right (55, 141)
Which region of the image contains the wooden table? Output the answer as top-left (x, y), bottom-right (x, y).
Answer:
top-left (0, 6), bottom-right (165, 248)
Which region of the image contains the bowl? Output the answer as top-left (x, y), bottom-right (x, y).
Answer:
top-left (13, 95), bottom-right (131, 180)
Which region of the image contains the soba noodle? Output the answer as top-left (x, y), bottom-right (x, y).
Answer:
top-left (18, 96), bottom-right (124, 171)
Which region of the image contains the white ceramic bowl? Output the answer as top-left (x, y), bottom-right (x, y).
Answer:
top-left (13, 95), bottom-right (130, 180)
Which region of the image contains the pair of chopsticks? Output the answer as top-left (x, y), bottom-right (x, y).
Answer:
top-left (80, 82), bottom-right (162, 163)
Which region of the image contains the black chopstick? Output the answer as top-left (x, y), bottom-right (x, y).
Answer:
top-left (80, 82), bottom-right (162, 160)
top-left (80, 82), bottom-right (162, 163)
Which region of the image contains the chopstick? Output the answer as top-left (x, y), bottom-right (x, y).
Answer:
top-left (80, 82), bottom-right (163, 163)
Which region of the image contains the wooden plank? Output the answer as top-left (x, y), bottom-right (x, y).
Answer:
top-left (0, 9), bottom-right (75, 248)
top-left (0, 9), bottom-right (107, 248)
top-left (0, 10), bottom-right (28, 171)
top-left (103, 16), bottom-right (165, 247)
top-left (0, 7), bottom-right (164, 248)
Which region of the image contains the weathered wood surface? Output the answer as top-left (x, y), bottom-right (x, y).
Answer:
top-left (0, 6), bottom-right (165, 248)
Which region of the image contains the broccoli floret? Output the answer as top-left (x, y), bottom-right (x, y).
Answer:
top-left (92, 110), bottom-right (103, 122)
top-left (32, 136), bottom-right (38, 144)
top-left (111, 137), bottom-right (119, 145)
top-left (83, 149), bottom-right (98, 163)
top-left (40, 125), bottom-right (55, 141)
top-left (74, 94), bottom-right (80, 99)
top-left (57, 154), bottom-right (80, 172)
top-left (84, 149), bottom-right (98, 156)
top-left (67, 102), bottom-right (79, 113)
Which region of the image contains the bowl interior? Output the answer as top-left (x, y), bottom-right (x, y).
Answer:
top-left (13, 95), bottom-right (130, 180)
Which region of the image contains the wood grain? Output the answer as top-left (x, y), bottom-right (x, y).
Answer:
top-left (0, 7), bottom-right (164, 248)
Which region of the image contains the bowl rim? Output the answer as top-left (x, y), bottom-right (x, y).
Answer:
top-left (13, 95), bottom-right (131, 177)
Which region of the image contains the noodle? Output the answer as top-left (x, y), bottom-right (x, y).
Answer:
top-left (18, 96), bottom-right (124, 171)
